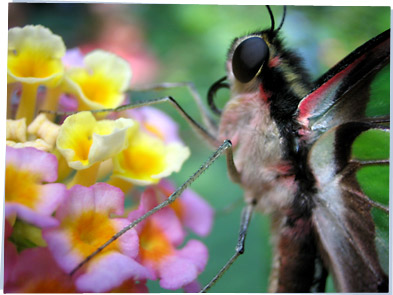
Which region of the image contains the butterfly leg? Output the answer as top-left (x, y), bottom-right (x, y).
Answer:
top-left (200, 200), bottom-right (256, 293)
top-left (69, 139), bottom-right (234, 276)
top-left (42, 95), bottom-right (221, 148)
top-left (132, 81), bottom-right (218, 134)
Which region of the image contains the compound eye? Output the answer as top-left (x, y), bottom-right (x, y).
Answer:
top-left (232, 37), bottom-right (269, 83)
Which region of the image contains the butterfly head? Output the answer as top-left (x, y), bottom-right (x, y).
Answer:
top-left (208, 6), bottom-right (312, 116)
top-left (227, 29), bottom-right (281, 88)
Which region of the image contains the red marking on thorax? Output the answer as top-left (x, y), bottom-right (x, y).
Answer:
top-left (269, 56), bottom-right (281, 68)
top-left (259, 83), bottom-right (272, 103)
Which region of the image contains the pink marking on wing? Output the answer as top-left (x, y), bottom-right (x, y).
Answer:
top-left (297, 57), bottom-right (363, 127)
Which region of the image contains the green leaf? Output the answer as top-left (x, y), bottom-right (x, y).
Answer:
top-left (9, 219), bottom-right (47, 252)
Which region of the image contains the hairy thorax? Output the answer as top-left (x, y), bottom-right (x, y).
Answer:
top-left (218, 89), bottom-right (296, 213)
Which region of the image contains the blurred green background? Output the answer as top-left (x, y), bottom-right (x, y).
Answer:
top-left (8, 4), bottom-right (390, 293)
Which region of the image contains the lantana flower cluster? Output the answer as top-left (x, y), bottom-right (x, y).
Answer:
top-left (5, 25), bottom-right (214, 293)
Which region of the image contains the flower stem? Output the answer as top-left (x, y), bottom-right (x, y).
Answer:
top-left (16, 83), bottom-right (39, 124)
top-left (68, 162), bottom-right (101, 188)
top-left (107, 175), bottom-right (134, 194)
top-left (41, 85), bottom-right (62, 121)
top-left (7, 83), bottom-right (17, 119)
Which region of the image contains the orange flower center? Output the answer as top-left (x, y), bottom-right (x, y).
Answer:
top-left (5, 165), bottom-right (40, 208)
top-left (66, 211), bottom-right (118, 257)
top-left (160, 186), bottom-right (184, 221)
top-left (139, 220), bottom-right (174, 264)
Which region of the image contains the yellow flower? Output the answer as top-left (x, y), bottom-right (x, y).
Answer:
top-left (57, 111), bottom-right (137, 170)
top-left (112, 130), bottom-right (190, 186)
top-left (8, 25), bottom-right (65, 85)
top-left (8, 25), bottom-right (66, 123)
top-left (65, 50), bottom-right (131, 111)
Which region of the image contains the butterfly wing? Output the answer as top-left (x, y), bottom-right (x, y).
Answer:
top-left (298, 29), bottom-right (390, 141)
top-left (297, 29), bottom-right (390, 292)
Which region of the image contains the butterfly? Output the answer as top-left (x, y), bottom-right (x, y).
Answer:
top-left (62, 5), bottom-right (389, 292)
top-left (196, 6), bottom-right (390, 292)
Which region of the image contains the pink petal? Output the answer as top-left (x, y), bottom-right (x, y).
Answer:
top-left (152, 206), bottom-right (185, 246)
top-left (180, 188), bottom-right (214, 236)
top-left (92, 182), bottom-right (124, 216)
top-left (183, 280), bottom-right (201, 293)
top-left (4, 221), bottom-right (18, 285)
top-left (128, 187), bottom-right (185, 245)
top-left (5, 203), bottom-right (59, 228)
top-left (6, 146), bottom-right (59, 182)
top-left (35, 183), bottom-right (68, 215)
top-left (42, 228), bottom-right (83, 273)
top-left (62, 47), bottom-right (84, 68)
top-left (159, 180), bottom-right (214, 236)
top-left (128, 106), bottom-right (182, 143)
top-left (177, 239), bottom-right (208, 272)
top-left (4, 247), bottom-right (76, 293)
top-left (158, 256), bottom-right (198, 290)
top-left (59, 94), bottom-right (78, 112)
top-left (5, 181), bottom-right (66, 228)
top-left (76, 252), bottom-right (153, 292)
top-left (54, 184), bottom-right (95, 221)
top-left (112, 218), bottom-right (139, 258)
top-left (55, 183), bottom-right (123, 221)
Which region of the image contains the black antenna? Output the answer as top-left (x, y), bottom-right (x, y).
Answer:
top-left (266, 5), bottom-right (275, 32)
top-left (276, 6), bottom-right (287, 31)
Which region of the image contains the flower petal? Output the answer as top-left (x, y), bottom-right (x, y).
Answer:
top-left (76, 252), bottom-right (152, 292)
top-left (4, 221), bottom-right (18, 285)
top-left (42, 228), bottom-right (83, 272)
top-left (159, 179), bottom-right (214, 236)
top-left (177, 187), bottom-right (214, 236)
top-left (5, 203), bottom-right (59, 228)
top-left (158, 256), bottom-right (198, 290)
top-left (57, 111), bottom-right (136, 169)
top-left (4, 247), bottom-right (76, 293)
top-left (177, 239), bottom-right (208, 272)
top-left (5, 147), bottom-right (66, 227)
top-left (112, 218), bottom-right (140, 258)
top-left (6, 146), bottom-right (59, 182)
top-left (89, 118), bottom-right (137, 164)
top-left (183, 280), bottom-right (201, 293)
top-left (8, 25), bottom-right (65, 86)
top-left (126, 106), bottom-right (182, 143)
top-left (113, 130), bottom-right (190, 185)
top-left (65, 50), bottom-right (131, 110)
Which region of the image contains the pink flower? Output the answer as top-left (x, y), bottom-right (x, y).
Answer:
top-left (157, 179), bottom-right (214, 237)
top-left (109, 106), bottom-right (183, 144)
top-left (5, 146), bottom-right (67, 228)
top-left (125, 106), bottom-right (182, 144)
top-left (62, 47), bottom-right (85, 68)
top-left (4, 247), bottom-right (77, 293)
top-left (3, 220), bottom-right (18, 287)
top-left (128, 188), bottom-right (208, 291)
top-left (42, 183), bottom-right (152, 292)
